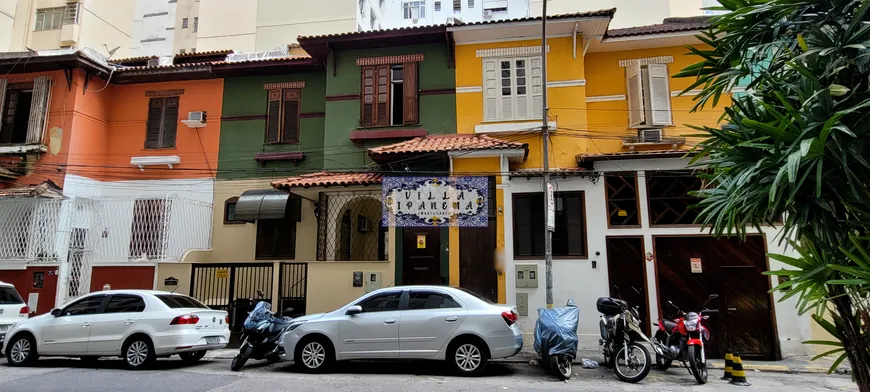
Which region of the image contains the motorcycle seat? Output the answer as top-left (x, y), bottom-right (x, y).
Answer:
top-left (662, 319), bottom-right (678, 332)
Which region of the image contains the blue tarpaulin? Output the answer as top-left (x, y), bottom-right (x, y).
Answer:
top-left (534, 299), bottom-right (580, 358)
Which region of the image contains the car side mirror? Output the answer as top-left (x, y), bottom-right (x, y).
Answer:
top-left (345, 305), bottom-right (363, 316)
top-left (709, 294), bottom-right (719, 300)
top-left (50, 308), bottom-right (61, 317)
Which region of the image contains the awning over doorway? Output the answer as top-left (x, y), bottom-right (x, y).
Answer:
top-left (234, 188), bottom-right (301, 221)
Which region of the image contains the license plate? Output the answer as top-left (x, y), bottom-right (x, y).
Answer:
top-left (206, 337), bottom-right (220, 344)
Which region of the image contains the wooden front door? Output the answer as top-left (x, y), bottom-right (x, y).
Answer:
top-left (606, 237), bottom-right (650, 334)
top-left (403, 228), bottom-right (441, 285)
top-left (654, 235), bottom-right (777, 360)
top-left (459, 226), bottom-right (498, 302)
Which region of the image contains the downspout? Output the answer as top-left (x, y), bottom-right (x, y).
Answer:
top-left (572, 22), bottom-right (579, 59)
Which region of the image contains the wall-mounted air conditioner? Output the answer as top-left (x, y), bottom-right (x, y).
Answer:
top-left (483, 9), bottom-right (492, 17)
top-left (146, 58), bottom-right (159, 67)
top-left (181, 111), bottom-right (207, 128)
top-left (638, 129), bottom-right (663, 143)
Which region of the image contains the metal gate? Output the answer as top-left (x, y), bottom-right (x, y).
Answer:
top-left (189, 263), bottom-right (274, 332)
top-left (278, 263), bottom-right (307, 318)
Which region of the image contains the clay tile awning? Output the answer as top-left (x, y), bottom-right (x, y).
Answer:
top-left (0, 180), bottom-right (63, 198)
top-left (368, 134), bottom-right (528, 162)
top-left (576, 149), bottom-right (696, 166)
top-left (605, 16), bottom-right (711, 38)
top-left (271, 171), bottom-right (384, 189)
top-left (234, 188), bottom-right (301, 221)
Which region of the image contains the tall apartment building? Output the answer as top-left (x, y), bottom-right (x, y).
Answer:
top-left (368, 0), bottom-right (530, 30)
top-left (130, 0), bottom-right (200, 57)
top-left (533, 0), bottom-right (715, 28)
top-left (0, 0), bottom-right (133, 58)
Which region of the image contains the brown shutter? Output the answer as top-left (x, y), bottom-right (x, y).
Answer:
top-left (27, 76), bottom-right (51, 144)
top-left (282, 89), bottom-right (301, 144)
top-left (265, 89), bottom-right (281, 143)
top-left (375, 65), bottom-right (390, 126)
top-left (360, 66), bottom-right (376, 126)
top-left (160, 97), bottom-right (179, 148)
top-left (0, 80), bottom-right (7, 135)
top-left (403, 62), bottom-right (419, 124)
top-left (145, 98), bottom-right (163, 149)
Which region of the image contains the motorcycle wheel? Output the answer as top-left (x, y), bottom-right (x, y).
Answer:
top-left (613, 342), bottom-right (651, 383)
top-left (687, 346), bottom-right (708, 384)
top-left (655, 353), bottom-right (672, 371)
top-left (230, 344), bottom-right (253, 372)
top-left (548, 355), bottom-right (572, 380)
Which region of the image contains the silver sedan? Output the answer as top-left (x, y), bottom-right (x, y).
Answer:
top-left (276, 286), bottom-right (523, 376)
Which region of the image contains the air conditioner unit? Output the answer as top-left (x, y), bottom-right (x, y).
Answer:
top-left (638, 129), bottom-right (663, 143)
top-left (482, 9), bottom-right (492, 17)
top-left (181, 111), bottom-right (207, 128)
top-left (146, 58), bottom-right (159, 67)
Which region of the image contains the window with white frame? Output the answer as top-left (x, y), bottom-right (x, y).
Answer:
top-left (403, 1), bottom-right (426, 19)
top-left (625, 63), bottom-right (673, 128)
top-left (483, 57), bottom-right (543, 122)
top-left (34, 3), bottom-right (79, 31)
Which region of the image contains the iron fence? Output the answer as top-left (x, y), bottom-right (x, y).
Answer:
top-left (316, 191), bottom-right (387, 261)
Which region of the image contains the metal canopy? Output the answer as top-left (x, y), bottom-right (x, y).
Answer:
top-left (234, 189), bottom-right (301, 221)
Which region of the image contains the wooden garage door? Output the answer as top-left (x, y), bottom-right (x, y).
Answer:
top-left (653, 235), bottom-right (777, 360)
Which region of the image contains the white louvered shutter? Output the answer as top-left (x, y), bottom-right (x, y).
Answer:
top-left (483, 59), bottom-right (499, 121)
top-left (498, 59), bottom-right (513, 120)
top-left (515, 59), bottom-right (529, 120)
top-left (530, 57), bottom-right (543, 119)
top-left (27, 76), bottom-right (51, 144)
top-left (646, 64), bottom-right (673, 126)
top-left (625, 62), bottom-right (644, 128)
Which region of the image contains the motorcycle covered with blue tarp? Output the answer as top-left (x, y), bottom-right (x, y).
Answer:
top-left (534, 299), bottom-right (580, 380)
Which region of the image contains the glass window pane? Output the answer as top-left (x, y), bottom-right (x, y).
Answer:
top-left (517, 77), bottom-right (526, 86)
top-left (104, 295), bottom-right (146, 313)
top-left (358, 292), bottom-right (402, 312)
top-left (516, 68), bottom-right (526, 77)
top-left (407, 292), bottom-right (461, 310)
top-left (517, 87), bottom-right (526, 95)
top-left (501, 61), bottom-right (510, 69)
top-left (501, 70), bottom-right (510, 78)
top-left (502, 87), bottom-right (511, 96)
top-left (62, 295), bottom-right (105, 316)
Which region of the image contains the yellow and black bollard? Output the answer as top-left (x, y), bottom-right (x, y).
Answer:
top-left (729, 353), bottom-right (752, 386)
top-left (721, 351), bottom-right (734, 380)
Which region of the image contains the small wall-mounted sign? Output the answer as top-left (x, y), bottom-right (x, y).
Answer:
top-left (690, 257), bottom-right (703, 274)
top-left (352, 271), bottom-right (363, 287)
top-left (216, 269), bottom-right (229, 279)
top-left (164, 277), bottom-right (179, 286)
top-left (617, 209), bottom-right (628, 217)
top-left (417, 234), bottom-right (426, 249)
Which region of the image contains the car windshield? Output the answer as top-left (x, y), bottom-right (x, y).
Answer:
top-left (456, 287), bottom-right (494, 304)
top-left (156, 294), bottom-right (209, 309)
top-left (0, 287), bottom-right (24, 305)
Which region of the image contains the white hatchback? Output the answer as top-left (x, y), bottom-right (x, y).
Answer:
top-left (0, 281), bottom-right (29, 348)
top-left (2, 290), bottom-right (230, 369)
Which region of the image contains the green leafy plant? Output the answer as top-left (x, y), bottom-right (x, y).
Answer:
top-left (676, 0), bottom-right (870, 389)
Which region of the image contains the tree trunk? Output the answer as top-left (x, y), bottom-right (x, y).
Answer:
top-left (831, 292), bottom-right (870, 392)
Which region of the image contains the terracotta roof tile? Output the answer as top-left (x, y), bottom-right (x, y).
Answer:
top-left (0, 166), bottom-right (18, 179)
top-left (369, 134), bottom-right (527, 155)
top-left (0, 180), bottom-right (63, 198)
top-left (271, 171), bottom-right (383, 189)
top-left (456, 9), bottom-right (616, 28)
top-left (606, 16), bottom-right (711, 38)
top-left (174, 49), bottom-right (234, 58)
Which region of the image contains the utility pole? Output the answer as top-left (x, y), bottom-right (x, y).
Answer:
top-left (541, 0), bottom-right (554, 309)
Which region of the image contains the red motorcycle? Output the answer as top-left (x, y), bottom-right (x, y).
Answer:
top-left (651, 294), bottom-right (718, 384)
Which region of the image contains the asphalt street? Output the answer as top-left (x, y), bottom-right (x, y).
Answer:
top-left (0, 356), bottom-right (857, 392)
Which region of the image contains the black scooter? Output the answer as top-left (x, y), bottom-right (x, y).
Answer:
top-left (230, 290), bottom-right (295, 371)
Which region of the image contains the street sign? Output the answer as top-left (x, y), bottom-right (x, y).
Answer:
top-left (546, 183), bottom-right (555, 232)
top-left (690, 258), bottom-right (703, 273)
top-left (215, 269), bottom-right (229, 279)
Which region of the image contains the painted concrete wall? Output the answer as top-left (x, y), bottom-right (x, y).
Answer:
top-left (130, 0), bottom-right (177, 57)
top-left (532, 0), bottom-right (706, 28)
top-left (0, 0), bottom-right (17, 52)
top-left (173, 0), bottom-right (199, 54)
top-left (217, 72), bottom-right (326, 180)
top-left (323, 43), bottom-right (456, 170)
top-left (196, 0), bottom-right (258, 52)
top-left (500, 157), bottom-right (811, 357)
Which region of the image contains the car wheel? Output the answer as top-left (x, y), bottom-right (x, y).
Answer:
top-left (295, 338), bottom-right (332, 373)
top-left (449, 340), bottom-right (489, 376)
top-left (5, 334), bottom-right (38, 366)
top-left (179, 351), bottom-right (206, 364)
top-left (123, 337), bottom-right (156, 370)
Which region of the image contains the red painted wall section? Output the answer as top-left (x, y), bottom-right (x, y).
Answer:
top-left (89, 266), bottom-right (155, 292)
top-left (0, 267), bottom-right (59, 315)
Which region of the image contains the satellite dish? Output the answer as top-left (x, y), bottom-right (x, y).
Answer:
top-left (103, 44), bottom-right (120, 58)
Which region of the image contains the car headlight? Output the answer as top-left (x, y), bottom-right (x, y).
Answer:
top-left (286, 321), bottom-right (305, 332)
top-left (684, 319), bottom-right (699, 332)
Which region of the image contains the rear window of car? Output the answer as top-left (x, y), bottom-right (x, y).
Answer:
top-left (0, 287), bottom-right (24, 305)
top-left (156, 294), bottom-right (209, 309)
top-left (457, 288), bottom-right (494, 304)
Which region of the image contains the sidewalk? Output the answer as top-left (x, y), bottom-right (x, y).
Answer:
top-left (490, 348), bottom-right (852, 375)
top-left (206, 347), bottom-right (850, 374)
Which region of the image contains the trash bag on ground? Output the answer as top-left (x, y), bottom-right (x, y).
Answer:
top-left (533, 299), bottom-right (580, 358)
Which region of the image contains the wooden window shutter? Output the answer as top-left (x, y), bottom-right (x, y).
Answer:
top-left (282, 89), bottom-right (301, 143)
top-left (483, 60), bottom-right (498, 121)
top-left (625, 62), bottom-right (645, 127)
top-left (145, 98), bottom-right (164, 149)
top-left (361, 66), bottom-right (376, 126)
top-left (26, 76), bottom-right (51, 145)
top-left (375, 65), bottom-right (390, 126)
top-left (160, 97), bottom-right (179, 148)
top-left (403, 62), bottom-right (418, 124)
top-left (646, 64), bottom-right (673, 126)
top-left (265, 89), bottom-right (281, 143)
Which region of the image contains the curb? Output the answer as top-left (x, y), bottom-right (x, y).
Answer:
top-left (489, 357), bottom-right (848, 375)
